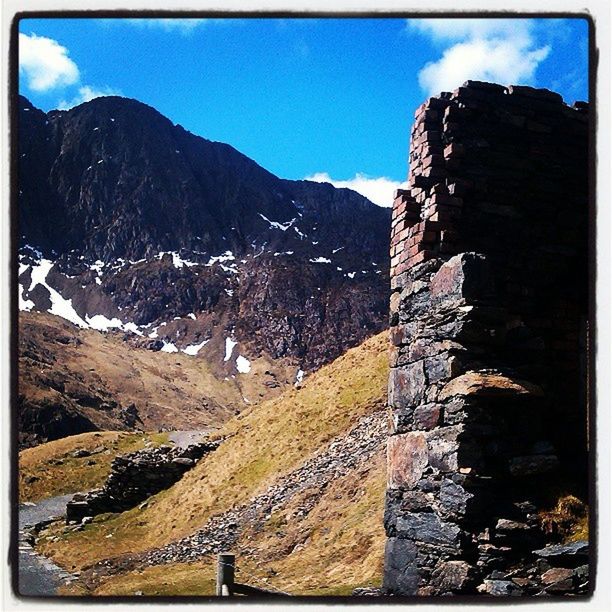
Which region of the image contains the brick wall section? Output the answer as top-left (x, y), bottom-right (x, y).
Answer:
top-left (385, 81), bottom-right (590, 597)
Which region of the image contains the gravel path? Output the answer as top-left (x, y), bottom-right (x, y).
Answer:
top-left (167, 430), bottom-right (209, 449)
top-left (18, 495), bottom-right (76, 596)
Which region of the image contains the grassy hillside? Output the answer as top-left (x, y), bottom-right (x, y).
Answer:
top-left (38, 330), bottom-right (390, 595)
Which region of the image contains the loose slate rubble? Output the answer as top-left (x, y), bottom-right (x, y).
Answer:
top-left (65, 441), bottom-right (219, 522)
top-left (384, 82), bottom-right (590, 596)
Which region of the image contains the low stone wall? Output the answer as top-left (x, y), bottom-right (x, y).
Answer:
top-left (66, 441), bottom-right (219, 523)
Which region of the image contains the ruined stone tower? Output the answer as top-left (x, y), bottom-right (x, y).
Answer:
top-left (384, 81), bottom-right (590, 596)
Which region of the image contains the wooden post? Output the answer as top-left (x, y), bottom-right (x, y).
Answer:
top-left (216, 552), bottom-right (235, 596)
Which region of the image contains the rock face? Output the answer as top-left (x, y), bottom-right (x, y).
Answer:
top-left (17, 94), bottom-right (390, 444)
top-left (65, 441), bottom-right (219, 522)
top-left (18, 94), bottom-right (389, 371)
top-left (384, 82), bottom-right (590, 596)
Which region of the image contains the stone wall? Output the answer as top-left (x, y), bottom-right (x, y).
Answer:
top-left (66, 441), bottom-right (219, 523)
top-left (384, 81), bottom-right (590, 596)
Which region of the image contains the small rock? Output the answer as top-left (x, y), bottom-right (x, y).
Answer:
top-left (478, 579), bottom-right (523, 596)
top-left (496, 519), bottom-right (529, 531)
top-left (81, 516), bottom-right (94, 525)
top-left (533, 541), bottom-right (589, 566)
top-left (542, 567), bottom-right (573, 585)
top-left (171, 457), bottom-right (195, 467)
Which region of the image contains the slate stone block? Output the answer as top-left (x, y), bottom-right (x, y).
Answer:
top-left (383, 537), bottom-right (420, 595)
top-left (396, 512), bottom-right (461, 547)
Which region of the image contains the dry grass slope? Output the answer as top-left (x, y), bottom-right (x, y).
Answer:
top-left (39, 331), bottom-right (390, 595)
top-left (19, 312), bottom-right (297, 440)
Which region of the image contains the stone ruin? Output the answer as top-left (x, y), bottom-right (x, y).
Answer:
top-left (384, 81), bottom-right (590, 596)
top-left (66, 440), bottom-right (219, 523)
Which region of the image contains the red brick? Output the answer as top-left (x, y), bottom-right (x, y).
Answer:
top-left (444, 143), bottom-right (465, 158)
top-left (422, 154), bottom-right (445, 169)
top-left (394, 261), bottom-right (410, 276)
top-left (395, 227), bottom-right (410, 243)
top-left (431, 193), bottom-right (463, 207)
top-left (423, 166), bottom-right (447, 179)
top-left (392, 200), bottom-right (407, 219)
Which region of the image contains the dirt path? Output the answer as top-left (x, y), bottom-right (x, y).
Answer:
top-left (167, 430), bottom-right (209, 448)
top-left (18, 495), bottom-right (76, 596)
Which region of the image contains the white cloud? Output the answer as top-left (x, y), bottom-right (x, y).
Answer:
top-left (304, 172), bottom-right (408, 208)
top-left (123, 18), bottom-right (209, 33)
top-left (58, 85), bottom-right (122, 110)
top-left (408, 19), bottom-right (550, 97)
top-left (408, 18), bottom-right (531, 44)
top-left (19, 33), bottom-right (80, 92)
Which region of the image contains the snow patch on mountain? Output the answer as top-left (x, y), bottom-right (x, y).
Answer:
top-left (158, 251), bottom-right (199, 269)
top-left (224, 338), bottom-right (238, 362)
top-left (160, 342), bottom-right (179, 353)
top-left (236, 355), bottom-right (251, 374)
top-left (182, 339), bottom-right (209, 356)
top-left (258, 213), bottom-right (297, 232)
top-left (26, 259), bottom-right (88, 328)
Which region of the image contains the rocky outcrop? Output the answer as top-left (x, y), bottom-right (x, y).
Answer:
top-left (384, 82), bottom-right (590, 596)
top-left (66, 441), bottom-right (219, 522)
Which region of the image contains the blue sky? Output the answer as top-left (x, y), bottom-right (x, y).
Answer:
top-left (18, 17), bottom-right (589, 206)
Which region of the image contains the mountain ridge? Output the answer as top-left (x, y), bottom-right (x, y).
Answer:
top-left (17, 93), bottom-right (392, 445)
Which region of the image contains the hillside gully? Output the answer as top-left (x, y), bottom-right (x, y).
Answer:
top-left (383, 81), bottom-right (590, 596)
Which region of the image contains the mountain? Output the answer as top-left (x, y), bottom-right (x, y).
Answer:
top-left (18, 311), bottom-right (299, 448)
top-left (17, 95), bottom-right (391, 444)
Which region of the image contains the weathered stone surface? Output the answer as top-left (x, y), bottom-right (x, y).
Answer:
top-left (396, 512), bottom-right (461, 547)
top-left (430, 252), bottom-right (492, 302)
top-left (385, 81), bottom-right (589, 597)
top-left (388, 361), bottom-right (427, 408)
top-left (439, 479), bottom-right (473, 517)
top-left (413, 404), bottom-right (441, 430)
top-left (387, 432), bottom-right (428, 489)
top-left (431, 560), bottom-right (478, 593)
top-left (541, 567), bottom-right (573, 586)
top-left (383, 537), bottom-right (420, 595)
top-left (425, 426), bottom-right (462, 472)
top-left (533, 541), bottom-right (589, 565)
top-left (424, 353), bottom-right (460, 384)
top-left (399, 490), bottom-right (433, 512)
top-left (171, 457), bottom-right (195, 467)
top-left (439, 372), bottom-right (544, 401)
top-left (478, 579), bottom-right (523, 596)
